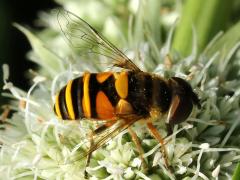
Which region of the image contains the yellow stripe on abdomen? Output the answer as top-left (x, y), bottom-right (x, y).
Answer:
top-left (54, 92), bottom-right (62, 119)
top-left (65, 80), bottom-right (75, 120)
top-left (82, 72), bottom-right (91, 118)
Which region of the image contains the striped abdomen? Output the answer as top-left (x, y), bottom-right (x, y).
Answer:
top-left (54, 71), bottom-right (172, 120)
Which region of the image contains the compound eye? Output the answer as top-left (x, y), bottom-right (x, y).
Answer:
top-left (167, 95), bottom-right (193, 125)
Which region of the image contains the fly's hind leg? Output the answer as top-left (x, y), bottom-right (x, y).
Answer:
top-left (84, 121), bottom-right (116, 179)
top-left (147, 122), bottom-right (169, 168)
top-left (128, 127), bottom-right (148, 171)
top-left (84, 132), bottom-right (93, 179)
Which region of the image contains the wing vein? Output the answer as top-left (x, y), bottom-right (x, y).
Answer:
top-left (57, 9), bottom-right (141, 72)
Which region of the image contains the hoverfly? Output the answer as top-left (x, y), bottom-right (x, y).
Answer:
top-left (54, 10), bottom-right (201, 177)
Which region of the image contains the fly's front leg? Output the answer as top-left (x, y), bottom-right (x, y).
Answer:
top-left (147, 122), bottom-right (169, 168)
top-left (128, 127), bottom-right (148, 171)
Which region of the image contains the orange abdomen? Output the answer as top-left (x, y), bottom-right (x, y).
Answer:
top-left (54, 72), bottom-right (133, 120)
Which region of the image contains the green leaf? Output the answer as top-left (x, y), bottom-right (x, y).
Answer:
top-left (232, 163), bottom-right (240, 180)
top-left (14, 23), bottom-right (64, 77)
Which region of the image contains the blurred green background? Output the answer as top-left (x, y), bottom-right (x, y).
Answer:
top-left (0, 0), bottom-right (57, 91)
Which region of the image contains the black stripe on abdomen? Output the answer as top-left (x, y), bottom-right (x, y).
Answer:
top-left (88, 74), bottom-right (100, 118)
top-left (71, 77), bottom-right (84, 119)
top-left (59, 86), bottom-right (70, 119)
top-left (101, 75), bottom-right (119, 106)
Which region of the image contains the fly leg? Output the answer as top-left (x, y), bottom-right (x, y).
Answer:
top-left (128, 127), bottom-right (147, 171)
top-left (147, 122), bottom-right (169, 168)
top-left (84, 132), bottom-right (93, 179)
top-left (84, 121), bottom-right (116, 179)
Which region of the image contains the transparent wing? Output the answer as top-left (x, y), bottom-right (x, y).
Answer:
top-left (88, 115), bottom-right (141, 154)
top-left (57, 10), bottom-right (141, 71)
top-left (66, 115), bottom-right (142, 164)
